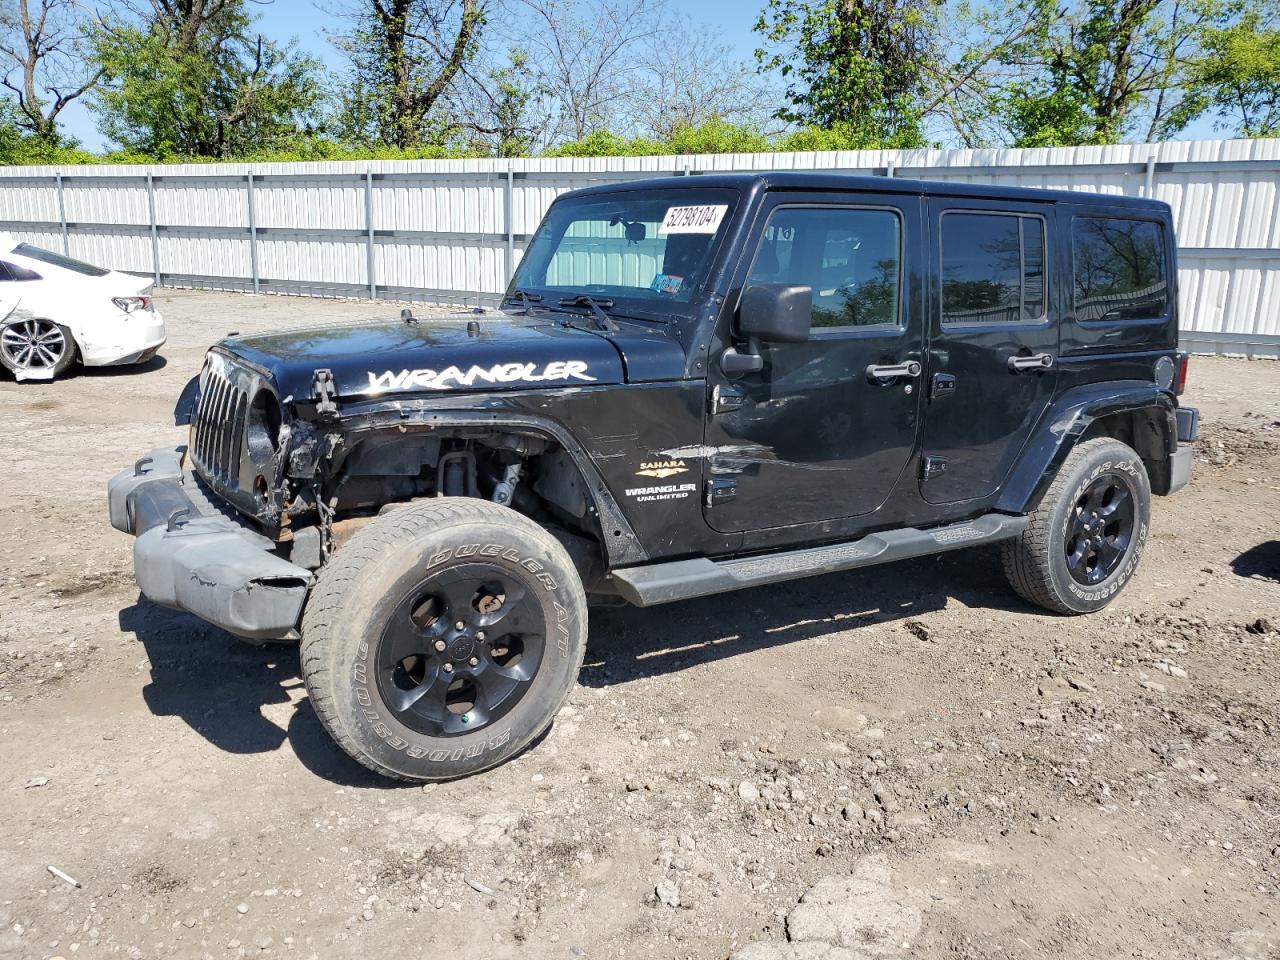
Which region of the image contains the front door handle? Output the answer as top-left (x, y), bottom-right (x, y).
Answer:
top-left (865, 360), bottom-right (922, 381)
top-left (1008, 352), bottom-right (1055, 373)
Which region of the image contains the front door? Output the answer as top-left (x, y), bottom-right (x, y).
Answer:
top-left (703, 194), bottom-right (924, 534)
top-left (919, 199), bottom-right (1061, 504)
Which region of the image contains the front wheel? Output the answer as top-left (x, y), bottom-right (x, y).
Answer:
top-left (301, 498), bottom-right (588, 781)
top-left (1002, 437), bottom-right (1152, 614)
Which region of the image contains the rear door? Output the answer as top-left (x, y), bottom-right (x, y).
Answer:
top-left (702, 192), bottom-right (925, 534)
top-left (919, 199), bottom-right (1061, 504)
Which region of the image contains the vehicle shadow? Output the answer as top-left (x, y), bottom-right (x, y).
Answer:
top-left (1231, 540), bottom-right (1280, 583)
top-left (0, 355), bottom-right (169, 384)
top-left (75, 355), bottom-right (168, 377)
top-left (118, 546), bottom-right (1031, 785)
top-left (118, 598), bottom-right (397, 789)
top-left (580, 547), bottom-right (1024, 687)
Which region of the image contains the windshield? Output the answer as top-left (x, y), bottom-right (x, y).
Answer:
top-left (11, 243), bottom-right (110, 277)
top-left (509, 187), bottom-right (739, 316)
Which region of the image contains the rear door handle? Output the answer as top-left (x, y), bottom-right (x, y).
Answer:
top-left (1008, 352), bottom-right (1055, 372)
top-left (865, 360), bottom-right (921, 381)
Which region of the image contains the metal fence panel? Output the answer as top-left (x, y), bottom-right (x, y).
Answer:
top-left (1, 138), bottom-right (1279, 355)
top-left (155, 178), bottom-right (249, 229)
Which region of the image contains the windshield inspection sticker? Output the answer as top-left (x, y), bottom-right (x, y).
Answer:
top-left (650, 273), bottom-right (684, 296)
top-left (659, 204), bottom-right (728, 235)
top-left (367, 360), bottom-right (597, 393)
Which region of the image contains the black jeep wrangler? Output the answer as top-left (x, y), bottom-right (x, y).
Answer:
top-left (108, 173), bottom-right (1198, 781)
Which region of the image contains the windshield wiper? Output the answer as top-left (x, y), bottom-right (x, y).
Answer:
top-left (558, 294), bottom-right (620, 333)
top-left (506, 288), bottom-right (544, 315)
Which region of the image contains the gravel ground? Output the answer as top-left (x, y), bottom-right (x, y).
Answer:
top-left (1, 288), bottom-right (1278, 960)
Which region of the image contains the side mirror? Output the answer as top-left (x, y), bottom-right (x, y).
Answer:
top-left (738, 283), bottom-right (812, 344)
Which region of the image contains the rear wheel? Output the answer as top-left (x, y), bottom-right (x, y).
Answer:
top-left (300, 498), bottom-right (588, 781)
top-left (1002, 437), bottom-right (1151, 614)
top-left (0, 318), bottom-right (75, 380)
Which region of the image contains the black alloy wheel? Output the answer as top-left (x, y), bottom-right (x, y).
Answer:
top-left (375, 564), bottom-right (546, 737)
top-left (1064, 474), bottom-right (1136, 586)
top-left (1001, 437), bottom-right (1152, 615)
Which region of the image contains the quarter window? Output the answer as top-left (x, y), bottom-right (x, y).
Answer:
top-left (1072, 218), bottom-right (1168, 322)
top-left (749, 207), bottom-right (902, 328)
top-left (12, 243), bottom-right (107, 277)
top-left (941, 212), bottom-right (1047, 324)
top-left (0, 260), bottom-right (40, 281)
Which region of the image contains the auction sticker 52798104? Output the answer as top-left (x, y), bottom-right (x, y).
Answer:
top-left (659, 205), bottom-right (727, 235)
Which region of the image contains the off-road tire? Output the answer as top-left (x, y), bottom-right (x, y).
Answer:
top-left (300, 498), bottom-right (588, 782)
top-left (1002, 437), bottom-right (1151, 615)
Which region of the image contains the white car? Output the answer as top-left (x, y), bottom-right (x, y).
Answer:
top-left (0, 234), bottom-right (166, 381)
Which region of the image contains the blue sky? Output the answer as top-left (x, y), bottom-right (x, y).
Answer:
top-left (55, 0), bottom-right (765, 149)
top-left (56, 0), bottom-right (1218, 151)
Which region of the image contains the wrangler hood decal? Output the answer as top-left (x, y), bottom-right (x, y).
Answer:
top-left (221, 312), bottom-right (631, 400)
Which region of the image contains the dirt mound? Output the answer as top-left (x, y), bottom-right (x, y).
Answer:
top-left (1198, 416), bottom-right (1280, 469)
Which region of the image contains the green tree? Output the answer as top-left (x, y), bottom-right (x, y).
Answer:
top-left (0, 0), bottom-right (102, 142)
top-left (331, 0), bottom-right (485, 150)
top-left (754, 0), bottom-right (938, 147)
top-left (92, 1), bottom-right (322, 157)
top-left (996, 0), bottom-right (1210, 146)
top-left (544, 120), bottom-right (770, 157)
top-left (1171, 1), bottom-right (1280, 136)
top-left (0, 95), bottom-right (95, 161)
top-left (453, 48), bottom-right (544, 157)
top-left (753, 0), bottom-right (1046, 148)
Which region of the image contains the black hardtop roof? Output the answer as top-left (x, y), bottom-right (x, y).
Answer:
top-left (563, 171), bottom-right (1168, 212)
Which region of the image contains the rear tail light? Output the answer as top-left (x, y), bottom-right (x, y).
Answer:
top-left (112, 295), bottom-right (153, 314)
top-left (1175, 352), bottom-right (1189, 395)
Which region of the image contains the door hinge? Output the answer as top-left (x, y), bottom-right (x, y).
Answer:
top-left (709, 382), bottom-right (747, 415)
top-left (921, 456), bottom-right (948, 481)
top-left (705, 476), bottom-right (737, 506)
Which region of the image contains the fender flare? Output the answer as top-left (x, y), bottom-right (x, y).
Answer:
top-left (996, 380), bottom-right (1177, 514)
top-left (321, 402), bottom-right (649, 568)
top-left (173, 373), bottom-right (200, 425)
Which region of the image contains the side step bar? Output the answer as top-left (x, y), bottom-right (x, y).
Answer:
top-left (609, 513), bottom-right (1029, 607)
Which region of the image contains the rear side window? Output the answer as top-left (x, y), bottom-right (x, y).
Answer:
top-left (1072, 218), bottom-right (1168, 322)
top-left (941, 212), bottom-right (1046, 324)
top-left (11, 243), bottom-right (109, 277)
top-left (749, 206), bottom-right (902, 328)
top-left (0, 259), bottom-right (40, 281)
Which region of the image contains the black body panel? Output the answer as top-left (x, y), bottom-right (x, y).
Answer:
top-left (918, 197), bottom-right (1061, 505)
top-left (177, 171), bottom-right (1188, 577)
top-left (701, 191), bottom-right (926, 532)
top-left (226, 313), bottom-right (628, 401)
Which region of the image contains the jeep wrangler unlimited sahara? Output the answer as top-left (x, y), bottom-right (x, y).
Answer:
top-left (108, 173), bottom-right (1198, 781)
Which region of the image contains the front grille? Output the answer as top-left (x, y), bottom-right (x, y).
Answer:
top-left (191, 360), bottom-right (249, 489)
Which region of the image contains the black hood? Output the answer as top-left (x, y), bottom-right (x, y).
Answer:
top-left (219, 311), bottom-right (687, 401)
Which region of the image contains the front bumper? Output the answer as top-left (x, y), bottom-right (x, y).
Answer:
top-left (108, 447), bottom-right (312, 641)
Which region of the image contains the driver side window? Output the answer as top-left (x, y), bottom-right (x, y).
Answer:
top-left (749, 206), bottom-right (902, 328)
